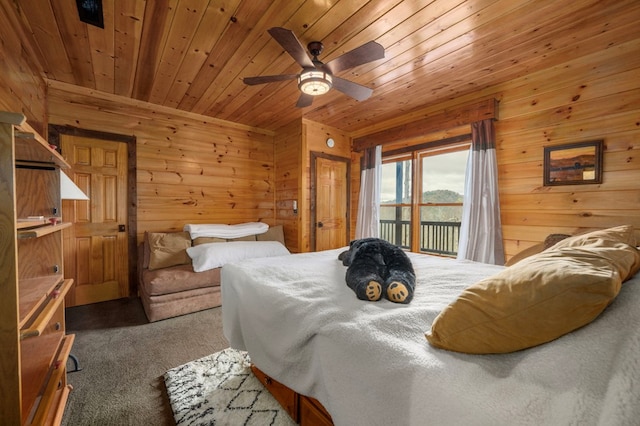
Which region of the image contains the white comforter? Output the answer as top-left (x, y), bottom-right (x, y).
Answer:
top-left (221, 249), bottom-right (640, 426)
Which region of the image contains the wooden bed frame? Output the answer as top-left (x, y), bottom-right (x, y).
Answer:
top-left (251, 365), bottom-right (332, 425)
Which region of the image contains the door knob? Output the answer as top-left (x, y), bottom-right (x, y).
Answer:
top-left (317, 222), bottom-right (324, 228)
top-left (118, 224), bottom-right (126, 232)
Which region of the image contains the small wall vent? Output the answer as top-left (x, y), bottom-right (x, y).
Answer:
top-left (76, 0), bottom-right (104, 29)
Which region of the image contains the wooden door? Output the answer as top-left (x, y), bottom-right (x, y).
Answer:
top-left (61, 135), bottom-right (129, 306)
top-left (314, 156), bottom-right (348, 251)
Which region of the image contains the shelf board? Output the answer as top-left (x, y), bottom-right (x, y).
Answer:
top-left (20, 279), bottom-right (73, 339)
top-left (18, 275), bottom-right (64, 329)
top-left (30, 334), bottom-right (75, 426)
top-left (17, 219), bottom-right (50, 229)
top-left (20, 333), bottom-right (67, 425)
top-left (46, 384), bottom-right (72, 426)
top-left (0, 110), bottom-right (26, 126)
top-left (17, 222), bottom-right (71, 239)
top-left (13, 119), bottom-right (70, 169)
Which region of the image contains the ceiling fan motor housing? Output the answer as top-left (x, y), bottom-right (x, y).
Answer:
top-left (307, 41), bottom-right (324, 58)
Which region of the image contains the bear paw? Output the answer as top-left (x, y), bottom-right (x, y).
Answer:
top-left (364, 280), bottom-right (382, 301)
top-left (386, 281), bottom-right (410, 303)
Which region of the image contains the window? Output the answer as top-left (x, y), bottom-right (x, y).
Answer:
top-left (380, 155), bottom-right (412, 249)
top-left (380, 143), bottom-right (469, 255)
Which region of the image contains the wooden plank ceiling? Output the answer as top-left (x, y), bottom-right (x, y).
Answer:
top-left (12, 0), bottom-right (640, 133)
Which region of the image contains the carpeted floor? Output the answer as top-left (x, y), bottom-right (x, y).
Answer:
top-left (62, 297), bottom-right (229, 426)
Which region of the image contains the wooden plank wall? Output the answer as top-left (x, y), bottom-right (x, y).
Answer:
top-left (4, 1), bottom-right (637, 262)
top-left (0, 2), bottom-right (46, 135)
top-left (46, 81), bottom-right (276, 243)
top-left (349, 151), bottom-right (362, 242)
top-left (274, 120), bottom-right (302, 253)
top-left (350, 37), bottom-right (640, 262)
top-left (301, 119), bottom-right (351, 251)
top-left (274, 118), bottom-right (352, 253)
top-left (495, 36), bottom-right (640, 260)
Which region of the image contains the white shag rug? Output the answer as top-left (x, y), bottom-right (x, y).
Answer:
top-left (164, 348), bottom-right (296, 426)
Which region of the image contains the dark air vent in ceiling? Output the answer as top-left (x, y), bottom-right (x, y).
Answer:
top-left (76, 0), bottom-right (104, 28)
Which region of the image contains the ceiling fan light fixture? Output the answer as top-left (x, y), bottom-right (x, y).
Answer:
top-left (298, 70), bottom-right (332, 96)
top-left (244, 28), bottom-right (384, 107)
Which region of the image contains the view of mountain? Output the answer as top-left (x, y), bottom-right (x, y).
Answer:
top-left (423, 189), bottom-right (463, 203)
top-left (382, 189), bottom-right (463, 204)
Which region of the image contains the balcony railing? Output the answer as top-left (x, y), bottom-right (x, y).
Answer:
top-left (380, 220), bottom-right (461, 256)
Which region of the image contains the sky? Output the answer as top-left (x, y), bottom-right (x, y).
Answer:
top-left (380, 149), bottom-right (469, 202)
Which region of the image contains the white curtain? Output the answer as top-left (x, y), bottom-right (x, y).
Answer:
top-left (355, 145), bottom-right (382, 239)
top-left (457, 119), bottom-right (505, 265)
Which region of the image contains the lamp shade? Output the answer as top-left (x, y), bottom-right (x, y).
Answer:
top-left (298, 70), bottom-right (332, 96)
top-left (60, 171), bottom-right (89, 200)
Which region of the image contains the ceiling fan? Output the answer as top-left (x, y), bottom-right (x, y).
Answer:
top-left (243, 27), bottom-right (385, 108)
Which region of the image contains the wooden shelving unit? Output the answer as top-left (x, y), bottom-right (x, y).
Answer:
top-left (0, 111), bottom-right (75, 425)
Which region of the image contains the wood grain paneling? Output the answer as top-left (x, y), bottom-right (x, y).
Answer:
top-left (301, 120), bottom-right (351, 252)
top-left (353, 99), bottom-right (497, 151)
top-left (11, 0), bottom-right (639, 135)
top-left (47, 82), bottom-right (276, 242)
top-left (349, 150), bottom-right (362, 242)
top-left (494, 39), bottom-right (640, 259)
top-left (274, 120), bottom-right (302, 252)
top-left (17, 234), bottom-right (61, 280)
top-left (2, 0), bottom-right (640, 264)
top-left (273, 118), bottom-right (351, 252)
top-left (0, 1), bottom-right (47, 134)
top-left (14, 167), bottom-right (59, 219)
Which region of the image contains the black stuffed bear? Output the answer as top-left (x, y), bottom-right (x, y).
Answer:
top-left (339, 238), bottom-right (416, 304)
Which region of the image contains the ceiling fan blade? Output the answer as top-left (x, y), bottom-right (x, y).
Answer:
top-left (324, 41), bottom-right (385, 74)
top-left (331, 77), bottom-right (374, 101)
top-left (268, 27), bottom-right (315, 69)
top-left (296, 93), bottom-right (314, 108)
top-left (243, 74), bottom-right (298, 85)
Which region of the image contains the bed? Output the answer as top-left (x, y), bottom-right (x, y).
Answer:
top-left (221, 226), bottom-right (640, 425)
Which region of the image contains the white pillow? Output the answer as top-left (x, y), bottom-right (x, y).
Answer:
top-left (187, 241), bottom-right (290, 272)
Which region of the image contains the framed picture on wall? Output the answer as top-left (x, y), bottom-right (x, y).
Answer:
top-left (543, 140), bottom-right (603, 186)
